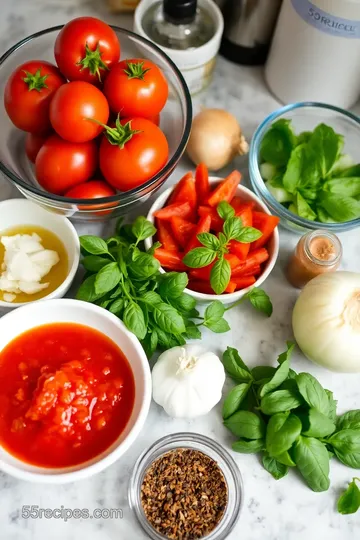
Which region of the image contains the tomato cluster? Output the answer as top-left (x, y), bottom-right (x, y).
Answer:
top-left (4, 17), bottom-right (169, 202)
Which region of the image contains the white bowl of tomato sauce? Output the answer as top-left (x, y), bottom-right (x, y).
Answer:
top-left (0, 299), bottom-right (151, 483)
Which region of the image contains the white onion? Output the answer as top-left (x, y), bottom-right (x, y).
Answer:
top-left (292, 271), bottom-right (360, 373)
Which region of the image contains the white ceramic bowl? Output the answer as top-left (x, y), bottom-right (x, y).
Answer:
top-left (0, 199), bottom-right (80, 309)
top-left (145, 177), bottom-right (279, 304)
top-left (0, 299), bottom-right (152, 483)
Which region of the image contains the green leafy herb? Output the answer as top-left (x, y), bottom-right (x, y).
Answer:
top-left (300, 408), bottom-right (336, 438)
top-left (262, 453), bottom-right (289, 480)
top-left (80, 235), bottom-right (110, 256)
top-left (217, 201), bottom-right (235, 220)
top-left (337, 478), bottom-right (360, 515)
top-left (296, 373), bottom-right (329, 416)
top-left (132, 216), bottom-right (156, 242)
top-left (222, 383), bottom-right (252, 419)
top-left (245, 288), bottom-right (273, 317)
top-left (232, 439), bottom-right (265, 454)
top-left (123, 303), bottom-right (147, 340)
top-left (337, 410), bottom-right (360, 431)
top-left (328, 430), bottom-right (360, 469)
top-left (210, 258), bottom-right (231, 295)
top-left (182, 247), bottom-right (217, 268)
top-left (293, 436), bottom-right (330, 492)
top-left (197, 232), bottom-right (220, 251)
top-left (224, 410), bottom-right (265, 439)
top-left (260, 119), bottom-right (296, 167)
top-left (266, 412), bottom-right (302, 457)
top-left (222, 347), bottom-right (252, 382)
top-left (260, 389), bottom-right (303, 415)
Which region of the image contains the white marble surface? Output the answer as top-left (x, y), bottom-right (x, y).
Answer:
top-left (1, 2), bottom-right (360, 539)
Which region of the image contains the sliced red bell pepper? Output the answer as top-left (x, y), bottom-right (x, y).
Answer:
top-left (154, 201), bottom-right (193, 221)
top-left (156, 219), bottom-right (179, 252)
top-left (185, 214), bottom-right (211, 253)
top-left (170, 217), bottom-right (196, 248)
top-left (230, 196), bottom-right (243, 213)
top-left (206, 171), bottom-right (241, 207)
top-left (154, 248), bottom-right (187, 271)
top-left (241, 264), bottom-right (261, 277)
top-left (250, 211), bottom-right (280, 250)
top-left (189, 253), bottom-right (241, 281)
top-left (225, 281), bottom-right (237, 293)
top-left (233, 276), bottom-right (256, 289)
top-left (232, 248), bottom-right (269, 277)
top-left (198, 206), bottom-right (223, 232)
top-left (229, 240), bottom-right (250, 261)
top-left (236, 203), bottom-right (254, 226)
top-left (167, 172), bottom-right (196, 208)
top-left (195, 163), bottom-right (210, 203)
top-left (188, 280), bottom-right (214, 295)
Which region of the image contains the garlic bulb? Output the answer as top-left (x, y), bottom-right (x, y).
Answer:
top-left (292, 271), bottom-right (360, 372)
top-left (152, 345), bottom-right (225, 418)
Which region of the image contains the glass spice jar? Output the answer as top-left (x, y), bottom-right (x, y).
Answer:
top-left (286, 230), bottom-right (342, 289)
top-left (128, 432), bottom-right (243, 540)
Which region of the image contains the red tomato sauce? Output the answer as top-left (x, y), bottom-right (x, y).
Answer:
top-left (0, 323), bottom-right (135, 468)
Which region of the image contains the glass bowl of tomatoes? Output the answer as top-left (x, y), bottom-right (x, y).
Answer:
top-left (0, 20), bottom-right (192, 221)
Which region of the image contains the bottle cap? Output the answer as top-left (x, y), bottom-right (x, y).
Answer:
top-left (163, 0), bottom-right (197, 24)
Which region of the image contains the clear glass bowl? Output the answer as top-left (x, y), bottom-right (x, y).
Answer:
top-left (128, 432), bottom-right (243, 540)
top-left (0, 26), bottom-right (192, 222)
top-left (249, 102), bottom-right (360, 233)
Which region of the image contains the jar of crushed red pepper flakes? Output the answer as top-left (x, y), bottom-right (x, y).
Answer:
top-left (286, 230), bottom-right (342, 289)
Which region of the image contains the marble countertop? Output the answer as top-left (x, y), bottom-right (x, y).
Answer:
top-left (1, 2), bottom-right (360, 539)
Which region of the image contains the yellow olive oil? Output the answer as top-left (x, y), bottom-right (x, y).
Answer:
top-left (0, 225), bottom-right (68, 303)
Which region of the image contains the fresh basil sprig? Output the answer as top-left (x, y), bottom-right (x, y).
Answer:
top-left (183, 201), bottom-right (262, 294)
top-left (221, 342), bottom-right (360, 500)
top-left (77, 217), bottom-right (273, 357)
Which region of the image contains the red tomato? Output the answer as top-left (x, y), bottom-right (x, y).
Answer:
top-left (50, 81), bottom-right (109, 143)
top-left (65, 180), bottom-right (116, 215)
top-left (103, 59), bottom-right (168, 118)
top-left (35, 135), bottom-right (98, 195)
top-left (99, 118), bottom-right (169, 191)
top-left (54, 17), bottom-right (120, 84)
top-left (4, 61), bottom-right (65, 134)
top-left (25, 133), bottom-right (49, 163)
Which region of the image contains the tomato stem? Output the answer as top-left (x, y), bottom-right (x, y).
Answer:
top-left (87, 115), bottom-right (142, 148)
top-left (22, 69), bottom-right (48, 92)
top-left (77, 42), bottom-right (109, 81)
top-left (124, 61), bottom-right (150, 80)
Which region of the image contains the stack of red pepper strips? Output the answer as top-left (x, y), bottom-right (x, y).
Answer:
top-left (153, 164), bottom-right (280, 294)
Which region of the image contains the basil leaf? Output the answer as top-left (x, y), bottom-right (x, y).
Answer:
top-left (277, 341), bottom-right (295, 364)
top-left (217, 201), bottom-right (235, 220)
top-left (328, 430), bottom-right (360, 468)
top-left (129, 253), bottom-right (160, 279)
top-left (245, 288), bottom-right (273, 317)
top-left (338, 164), bottom-right (360, 177)
top-left (319, 193), bottom-right (360, 222)
top-left (222, 383), bottom-right (252, 420)
top-left (123, 302), bottom-right (147, 340)
top-left (224, 410), bottom-right (266, 439)
top-left (293, 436), bottom-right (330, 492)
top-left (283, 144), bottom-right (306, 194)
top-left (108, 297), bottom-right (125, 316)
top-left (222, 347), bottom-right (252, 382)
top-left (337, 410), bottom-right (360, 431)
top-left (156, 328), bottom-right (181, 349)
top-left (259, 357), bottom-right (290, 398)
top-left (323, 177), bottom-right (360, 198)
top-left (82, 255), bottom-right (111, 273)
top-left (210, 258), bottom-right (231, 295)
top-left (252, 366), bottom-right (277, 382)
top-left (337, 479), bottom-right (360, 515)
top-left (296, 131), bottom-right (312, 145)
top-left (168, 293), bottom-right (196, 315)
top-left (223, 217), bottom-right (243, 241)
top-left (262, 453), bottom-right (289, 480)
top-left (106, 236), bottom-right (120, 247)
top-left (218, 232), bottom-right (228, 247)
top-left (260, 389), bottom-right (303, 415)
top-left (234, 226), bottom-right (262, 243)
top-left (147, 241), bottom-right (162, 255)
top-left (325, 390), bottom-right (338, 423)
top-left (260, 119), bottom-right (295, 167)
top-left (205, 317), bottom-right (230, 333)
top-left (308, 123), bottom-right (343, 178)
top-left (94, 262), bottom-right (121, 295)
top-left (152, 303), bottom-right (186, 335)
top-left (266, 413), bottom-right (302, 457)
top-left (183, 247), bottom-right (217, 268)
top-left (301, 408), bottom-right (336, 438)
top-left (296, 192), bottom-right (317, 221)
top-left (316, 207), bottom-right (336, 224)
top-left (141, 330), bottom-right (158, 358)
top-left (80, 235), bottom-right (110, 256)
top-left (232, 439), bottom-right (265, 454)
top-left (296, 373), bottom-right (329, 416)
top-left (204, 300), bottom-right (225, 325)
top-left (132, 216), bottom-right (156, 242)
top-left (76, 274), bottom-right (105, 302)
top-left (158, 272), bottom-right (188, 299)
top-left (184, 321), bottom-right (201, 340)
top-left (274, 450), bottom-right (296, 467)
top-left (197, 232), bottom-right (220, 251)
top-left (140, 291), bottom-right (162, 306)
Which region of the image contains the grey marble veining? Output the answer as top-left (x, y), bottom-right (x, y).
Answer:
top-left (0, 2), bottom-right (360, 539)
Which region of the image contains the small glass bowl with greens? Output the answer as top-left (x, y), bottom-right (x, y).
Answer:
top-left (249, 102), bottom-right (360, 233)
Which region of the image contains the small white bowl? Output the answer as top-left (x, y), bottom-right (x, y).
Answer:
top-left (0, 199), bottom-right (80, 309)
top-left (0, 299), bottom-right (152, 483)
top-left (145, 176), bottom-right (279, 304)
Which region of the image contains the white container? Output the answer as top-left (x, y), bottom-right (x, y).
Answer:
top-left (0, 299), bottom-right (152, 483)
top-left (134, 0), bottom-right (224, 95)
top-left (265, 0), bottom-right (360, 108)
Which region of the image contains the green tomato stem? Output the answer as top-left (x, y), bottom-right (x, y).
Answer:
top-left (124, 61), bottom-right (150, 80)
top-left (22, 69), bottom-right (48, 92)
top-left (87, 115), bottom-right (142, 148)
top-left (77, 42), bottom-right (109, 81)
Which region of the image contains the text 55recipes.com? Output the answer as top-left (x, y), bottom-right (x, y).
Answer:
top-left (21, 505), bottom-right (123, 522)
